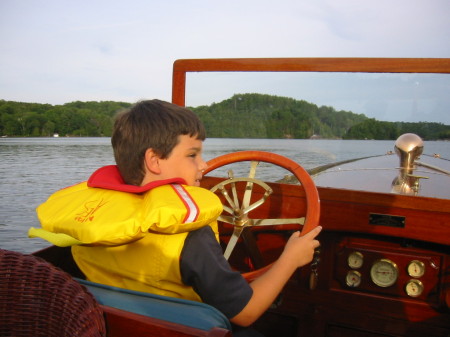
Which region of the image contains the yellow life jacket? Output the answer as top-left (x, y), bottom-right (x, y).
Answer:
top-left (30, 165), bottom-right (222, 246)
top-left (72, 230), bottom-right (206, 300)
top-left (29, 165), bottom-right (223, 300)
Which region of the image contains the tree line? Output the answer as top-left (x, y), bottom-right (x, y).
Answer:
top-left (0, 100), bottom-right (131, 137)
top-left (1, 95), bottom-right (449, 140)
top-left (191, 94), bottom-right (450, 140)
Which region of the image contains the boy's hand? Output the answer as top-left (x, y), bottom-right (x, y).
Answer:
top-left (234, 225), bottom-right (322, 326)
top-left (281, 226), bottom-right (322, 269)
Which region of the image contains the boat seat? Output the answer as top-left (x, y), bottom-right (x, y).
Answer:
top-left (0, 249), bottom-right (106, 337)
top-left (76, 278), bottom-right (232, 332)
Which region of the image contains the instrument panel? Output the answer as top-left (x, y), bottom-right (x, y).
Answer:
top-left (332, 237), bottom-right (443, 304)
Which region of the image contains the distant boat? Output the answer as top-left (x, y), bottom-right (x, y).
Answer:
top-left (53, 133), bottom-right (59, 138)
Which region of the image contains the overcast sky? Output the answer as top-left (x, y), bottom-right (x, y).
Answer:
top-left (1, 0), bottom-right (449, 123)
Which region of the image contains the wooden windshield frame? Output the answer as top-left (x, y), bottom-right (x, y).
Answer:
top-left (172, 57), bottom-right (450, 106)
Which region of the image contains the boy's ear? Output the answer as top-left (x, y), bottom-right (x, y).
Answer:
top-left (144, 148), bottom-right (161, 174)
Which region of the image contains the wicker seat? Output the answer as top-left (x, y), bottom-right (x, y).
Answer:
top-left (0, 249), bottom-right (106, 337)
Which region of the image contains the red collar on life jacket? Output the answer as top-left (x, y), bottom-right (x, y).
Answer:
top-left (87, 165), bottom-right (186, 193)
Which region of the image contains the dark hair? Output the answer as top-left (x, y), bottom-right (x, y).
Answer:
top-left (111, 99), bottom-right (206, 185)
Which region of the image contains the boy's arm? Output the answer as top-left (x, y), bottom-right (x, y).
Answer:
top-left (230, 226), bottom-right (322, 327)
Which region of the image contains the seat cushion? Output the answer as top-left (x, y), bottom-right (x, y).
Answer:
top-left (76, 279), bottom-right (231, 331)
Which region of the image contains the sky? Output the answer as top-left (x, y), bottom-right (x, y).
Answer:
top-left (1, 0), bottom-right (449, 123)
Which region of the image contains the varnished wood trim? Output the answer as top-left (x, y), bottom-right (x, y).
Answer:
top-left (172, 58), bottom-right (450, 106)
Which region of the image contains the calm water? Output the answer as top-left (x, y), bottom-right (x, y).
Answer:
top-left (1, 137), bottom-right (449, 254)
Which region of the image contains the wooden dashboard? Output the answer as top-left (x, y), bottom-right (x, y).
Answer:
top-left (201, 176), bottom-right (450, 337)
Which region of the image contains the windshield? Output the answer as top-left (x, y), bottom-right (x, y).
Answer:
top-left (174, 58), bottom-right (450, 198)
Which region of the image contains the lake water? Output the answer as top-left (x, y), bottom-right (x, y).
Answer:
top-left (1, 137), bottom-right (449, 254)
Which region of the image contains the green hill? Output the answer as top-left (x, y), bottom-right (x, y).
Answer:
top-left (190, 93), bottom-right (367, 139)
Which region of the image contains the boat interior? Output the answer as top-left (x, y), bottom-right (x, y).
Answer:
top-left (32, 58), bottom-right (450, 337)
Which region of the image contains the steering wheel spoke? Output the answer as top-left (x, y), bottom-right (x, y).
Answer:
top-left (217, 214), bottom-right (237, 225)
top-left (242, 161), bottom-right (259, 207)
top-left (224, 226), bottom-right (245, 260)
top-left (217, 185), bottom-right (240, 212)
top-left (251, 217), bottom-right (305, 227)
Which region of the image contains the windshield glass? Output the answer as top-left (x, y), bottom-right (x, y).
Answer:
top-left (181, 67), bottom-right (450, 198)
top-left (186, 72), bottom-right (449, 125)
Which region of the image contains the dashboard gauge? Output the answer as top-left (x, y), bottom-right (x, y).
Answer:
top-left (405, 279), bottom-right (424, 297)
top-left (370, 259), bottom-right (398, 287)
top-left (347, 251), bottom-right (364, 269)
top-left (407, 260), bottom-right (425, 278)
top-left (346, 270), bottom-right (362, 287)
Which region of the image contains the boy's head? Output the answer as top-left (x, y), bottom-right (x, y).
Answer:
top-left (111, 99), bottom-right (206, 186)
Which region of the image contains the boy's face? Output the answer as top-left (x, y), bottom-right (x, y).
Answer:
top-left (157, 135), bottom-right (207, 186)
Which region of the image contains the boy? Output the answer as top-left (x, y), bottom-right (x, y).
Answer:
top-left (32, 99), bottom-right (321, 328)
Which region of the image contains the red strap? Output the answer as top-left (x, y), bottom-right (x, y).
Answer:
top-left (87, 165), bottom-right (186, 193)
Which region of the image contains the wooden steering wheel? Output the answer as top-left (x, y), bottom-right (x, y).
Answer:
top-left (204, 151), bottom-right (320, 281)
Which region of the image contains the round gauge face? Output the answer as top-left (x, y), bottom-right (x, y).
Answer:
top-left (347, 251), bottom-right (364, 269)
top-left (407, 260), bottom-right (425, 278)
top-left (346, 270), bottom-right (362, 287)
top-left (405, 279), bottom-right (424, 297)
top-left (370, 259), bottom-right (398, 287)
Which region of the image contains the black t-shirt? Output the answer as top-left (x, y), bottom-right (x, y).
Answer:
top-left (180, 226), bottom-right (253, 318)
